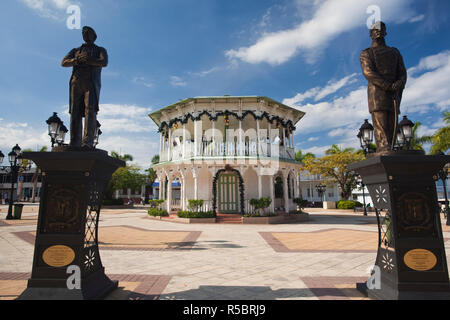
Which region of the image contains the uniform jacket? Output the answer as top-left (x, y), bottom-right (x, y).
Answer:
top-left (63, 44), bottom-right (108, 114)
top-left (360, 45), bottom-right (407, 113)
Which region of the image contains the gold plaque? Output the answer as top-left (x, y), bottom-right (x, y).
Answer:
top-left (404, 249), bottom-right (437, 271)
top-left (42, 245), bottom-right (75, 268)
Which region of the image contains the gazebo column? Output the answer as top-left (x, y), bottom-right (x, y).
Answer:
top-left (192, 168), bottom-right (199, 200)
top-left (168, 128), bottom-right (172, 161)
top-left (269, 175), bottom-right (275, 213)
top-left (182, 123), bottom-right (186, 159)
top-left (166, 175), bottom-right (173, 213)
top-left (239, 118), bottom-right (243, 156)
top-left (258, 171), bottom-right (262, 199)
top-left (212, 120), bottom-right (216, 156)
top-left (283, 173), bottom-right (289, 213)
top-left (295, 171), bottom-right (300, 198)
top-left (256, 119), bottom-right (261, 156)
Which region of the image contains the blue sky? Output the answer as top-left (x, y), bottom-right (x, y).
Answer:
top-left (0, 0), bottom-right (449, 167)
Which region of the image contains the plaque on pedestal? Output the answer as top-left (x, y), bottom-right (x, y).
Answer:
top-left (350, 153), bottom-right (450, 300)
top-left (18, 150), bottom-right (124, 300)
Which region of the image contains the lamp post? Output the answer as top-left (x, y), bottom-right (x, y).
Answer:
top-left (357, 175), bottom-right (368, 216)
top-left (0, 144), bottom-right (32, 220)
top-left (357, 119), bottom-right (374, 156)
top-left (315, 184), bottom-right (326, 204)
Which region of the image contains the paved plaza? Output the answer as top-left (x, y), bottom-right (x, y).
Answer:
top-left (1, 205), bottom-right (449, 300)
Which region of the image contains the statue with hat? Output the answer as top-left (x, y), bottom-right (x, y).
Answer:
top-left (61, 26), bottom-right (108, 149)
top-left (360, 21), bottom-right (407, 154)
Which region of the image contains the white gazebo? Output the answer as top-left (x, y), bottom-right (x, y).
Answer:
top-left (149, 96), bottom-right (305, 215)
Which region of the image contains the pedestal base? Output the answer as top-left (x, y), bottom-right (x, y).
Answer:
top-left (356, 281), bottom-right (450, 300)
top-left (19, 150), bottom-right (124, 300)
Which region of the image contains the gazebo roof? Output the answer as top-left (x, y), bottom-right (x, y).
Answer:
top-left (149, 95), bottom-right (305, 127)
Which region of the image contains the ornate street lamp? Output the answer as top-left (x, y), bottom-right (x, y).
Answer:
top-left (358, 119), bottom-right (374, 155)
top-left (315, 184), bottom-right (326, 202)
top-left (46, 112), bottom-right (67, 147)
top-left (398, 116), bottom-right (414, 150)
top-left (0, 145), bottom-right (33, 220)
top-left (93, 121), bottom-right (102, 148)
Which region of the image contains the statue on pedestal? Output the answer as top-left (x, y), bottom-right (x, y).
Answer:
top-left (62, 26), bottom-right (108, 149)
top-left (360, 21), bottom-right (407, 154)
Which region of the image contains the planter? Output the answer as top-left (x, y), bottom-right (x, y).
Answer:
top-left (13, 204), bottom-right (24, 220)
top-left (243, 213), bottom-right (309, 224)
top-left (323, 201), bottom-right (336, 209)
top-left (242, 215), bottom-right (284, 224)
top-left (147, 215), bottom-right (216, 224)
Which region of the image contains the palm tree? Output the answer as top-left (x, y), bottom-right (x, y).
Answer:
top-left (325, 144), bottom-right (355, 155)
top-left (151, 154), bottom-right (160, 164)
top-left (408, 121), bottom-right (433, 152)
top-left (295, 150), bottom-right (315, 164)
top-left (429, 112), bottom-right (450, 155)
top-left (110, 151), bottom-right (134, 163)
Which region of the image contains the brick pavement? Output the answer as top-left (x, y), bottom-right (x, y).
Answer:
top-left (1, 205), bottom-right (449, 300)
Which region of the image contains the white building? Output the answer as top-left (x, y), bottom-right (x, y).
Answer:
top-left (149, 96), bottom-right (305, 214)
top-left (299, 171), bottom-right (340, 205)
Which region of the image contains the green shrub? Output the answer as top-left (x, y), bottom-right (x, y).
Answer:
top-left (293, 198), bottom-right (309, 210)
top-left (243, 212), bottom-right (277, 218)
top-left (249, 197), bottom-right (272, 214)
top-left (148, 199), bottom-right (165, 208)
top-left (102, 199), bottom-right (124, 206)
top-left (177, 210), bottom-right (215, 218)
top-left (337, 200), bottom-right (363, 210)
top-left (148, 208), bottom-right (169, 217)
top-left (187, 199), bottom-right (205, 212)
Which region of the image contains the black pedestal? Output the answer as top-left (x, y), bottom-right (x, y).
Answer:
top-left (350, 153), bottom-right (450, 300)
top-left (17, 150), bottom-right (124, 300)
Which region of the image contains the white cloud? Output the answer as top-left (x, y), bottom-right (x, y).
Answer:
top-left (287, 50), bottom-right (450, 152)
top-left (284, 73), bottom-right (357, 105)
top-left (170, 76), bottom-right (187, 87)
top-left (226, 0), bottom-right (414, 65)
top-left (132, 76), bottom-right (153, 88)
top-left (307, 137), bottom-right (319, 142)
top-left (0, 119), bottom-right (49, 152)
top-left (19, 0), bottom-right (77, 20)
top-left (97, 135), bottom-right (159, 169)
top-left (402, 50), bottom-right (450, 114)
top-left (409, 14), bottom-right (425, 23)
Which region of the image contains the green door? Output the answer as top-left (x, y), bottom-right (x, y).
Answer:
top-left (218, 173), bottom-right (239, 213)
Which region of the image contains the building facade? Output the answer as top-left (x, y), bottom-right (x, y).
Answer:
top-left (149, 96), bottom-right (305, 214)
top-left (0, 167), bottom-right (42, 203)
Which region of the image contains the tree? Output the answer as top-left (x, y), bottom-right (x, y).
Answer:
top-left (151, 154), bottom-right (160, 164)
top-left (429, 112), bottom-right (450, 155)
top-left (110, 151), bottom-right (134, 163)
top-left (326, 144), bottom-right (355, 155)
top-left (408, 121), bottom-right (433, 152)
top-left (106, 165), bottom-right (147, 200)
top-left (302, 150), bottom-right (365, 200)
top-left (295, 150), bottom-right (315, 164)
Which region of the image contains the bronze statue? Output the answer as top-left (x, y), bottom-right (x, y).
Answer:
top-left (62, 26), bottom-right (108, 149)
top-left (360, 21), bottom-right (407, 154)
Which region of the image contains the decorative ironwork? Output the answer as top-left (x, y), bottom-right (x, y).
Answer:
top-left (84, 181), bottom-right (103, 248)
top-left (158, 110), bottom-right (296, 133)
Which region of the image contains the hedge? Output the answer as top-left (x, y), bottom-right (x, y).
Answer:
top-left (102, 199), bottom-right (124, 206)
top-left (177, 210), bottom-right (216, 218)
top-left (148, 208), bottom-right (169, 217)
top-left (336, 200), bottom-right (363, 210)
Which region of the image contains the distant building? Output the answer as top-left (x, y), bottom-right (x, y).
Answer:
top-left (0, 167), bottom-right (42, 203)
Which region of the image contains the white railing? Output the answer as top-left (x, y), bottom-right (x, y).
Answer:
top-left (160, 141), bottom-right (295, 162)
